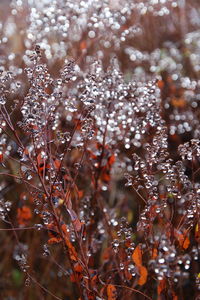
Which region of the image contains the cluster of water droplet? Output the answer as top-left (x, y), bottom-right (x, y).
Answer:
top-left (13, 243), bottom-right (29, 273)
top-left (0, 197), bottom-right (11, 221)
top-left (148, 233), bottom-right (197, 284)
top-left (77, 59), bottom-right (162, 148)
top-left (112, 217), bottom-right (135, 256)
top-left (178, 139), bottom-right (200, 161)
top-left (149, 235), bottom-right (177, 281)
top-left (79, 196), bottom-right (93, 225)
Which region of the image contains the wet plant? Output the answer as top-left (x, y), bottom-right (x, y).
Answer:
top-left (0, 0), bottom-right (200, 299)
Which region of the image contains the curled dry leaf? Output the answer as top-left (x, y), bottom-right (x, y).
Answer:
top-left (132, 245), bottom-right (148, 286)
top-left (132, 245), bottom-right (142, 266)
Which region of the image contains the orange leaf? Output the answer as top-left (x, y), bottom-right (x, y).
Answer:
top-left (65, 238), bottom-right (78, 261)
top-left (102, 247), bottom-right (111, 261)
top-left (171, 97), bottom-right (186, 108)
top-left (174, 230), bottom-right (190, 249)
top-left (157, 279), bottom-right (166, 296)
top-left (80, 40), bottom-right (87, 51)
top-left (157, 80), bottom-right (164, 90)
top-left (17, 206), bottom-right (32, 225)
top-left (107, 284), bottom-right (117, 300)
top-left (138, 265), bottom-right (148, 286)
top-left (61, 224), bottom-right (82, 262)
top-left (132, 245), bottom-right (142, 266)
top-left (108, 154), bottom-right (115, 166)
top-left (91, 274), bottom-right (98, 287)
top-left (61, 223), bottom-right (68, 235)
top-left (36, 153), bottom-right (44, 165)
top-left (53, 158), bottom-right (61, 170)
top-left (48, 237), bottom-right (62, 244)
top-left (101, 171), bottom-right (110, 182)
top-left (86, 292), bottom-right (95, 300)
top-left (182, 236), bottom-right (190, 249)
top-left (152, 248), bottom-right (158, 259)
top-left (70, 273), bottom-right (76, 282)
top-left (78, 190), bottom-right (84, 199)
top-left (74, 263), bottom-right (83, 273)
